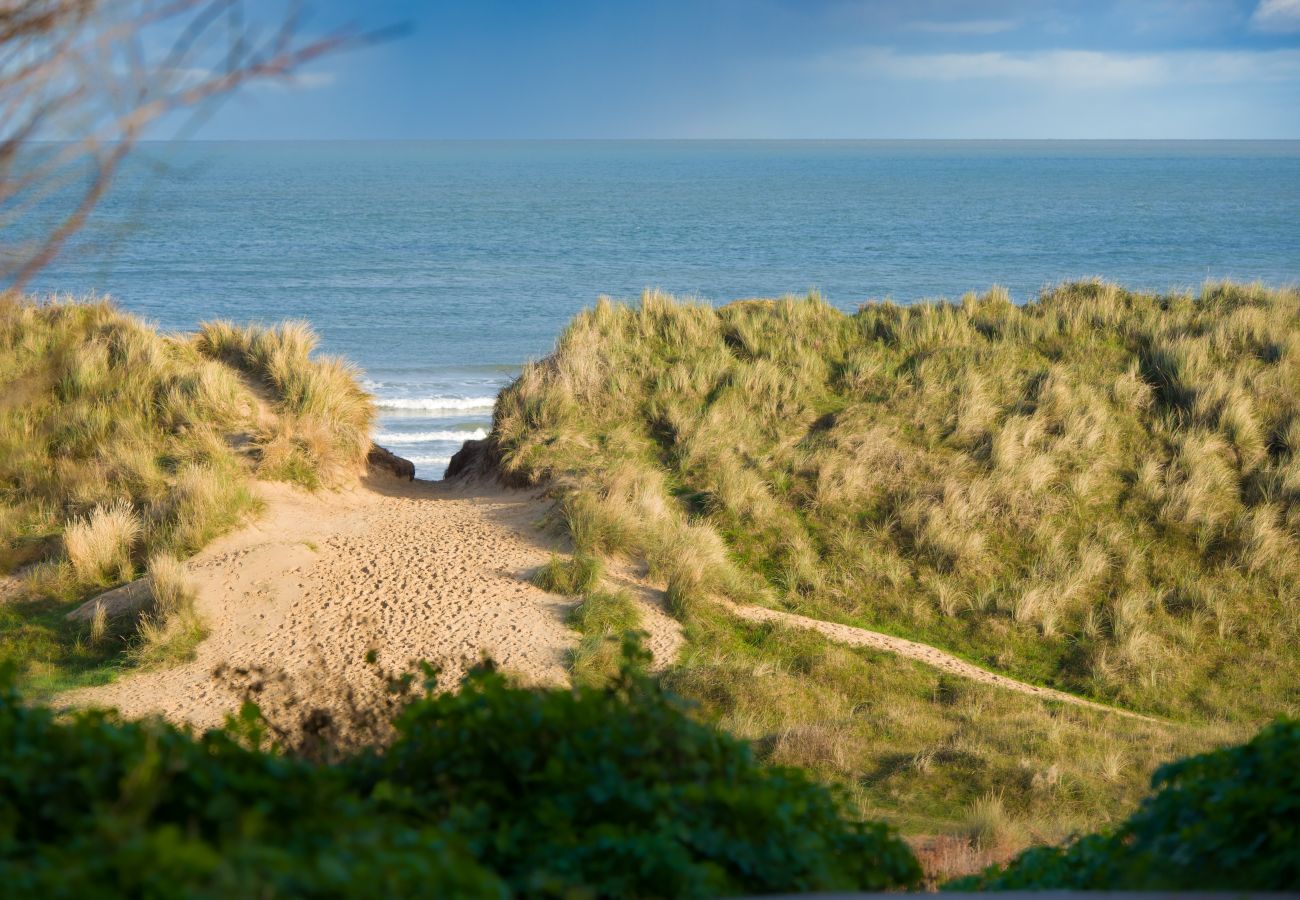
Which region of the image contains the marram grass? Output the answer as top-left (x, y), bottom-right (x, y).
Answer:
top-left (0, 295), bottom-right (374, 694)
top-left (195, 319), bottom-right (374, 489)
top-left (492, 280), bottom-right (1299, 836)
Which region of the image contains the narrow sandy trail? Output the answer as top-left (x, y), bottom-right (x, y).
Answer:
top-left (727, 602), bottom-right (1157, 722)
top-left (66, 475), bottom-right (584, 730)
top-left (603, 560), bottom-right (685, 669)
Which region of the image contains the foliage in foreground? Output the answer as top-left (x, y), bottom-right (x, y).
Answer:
top-left (950, 717), bottom-right (1300, 890)
top-left (0, 651), bottom-right (921, 898)
top-left (0, 296), bottom-right (373, 694)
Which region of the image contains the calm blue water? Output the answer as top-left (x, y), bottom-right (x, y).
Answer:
top-left (20, 140), bottom-right (1300, 477)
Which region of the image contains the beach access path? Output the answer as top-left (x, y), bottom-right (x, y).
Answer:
top-left (65, 475), bottom-right (585, 729)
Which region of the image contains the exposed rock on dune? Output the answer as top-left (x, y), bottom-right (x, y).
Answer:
top-left (66, 578), bottom-right (155, 624)
top-left (446, 437), bottom-right (531, 487)
top-left (444, 438), bottom-right (488, 479)
top-left (367, 443), bottom-right (415, 481)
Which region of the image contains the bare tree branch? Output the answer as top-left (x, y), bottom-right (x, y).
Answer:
top-left (1, 0), bottom-right (385, 290)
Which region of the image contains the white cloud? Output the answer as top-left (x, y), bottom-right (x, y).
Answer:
top-left (1251, 0), bottom-right (1300, 32)
top-left (820, 46), bottom-right (1300, 88)
top-left (905, 19), bottom-right (1020, 35)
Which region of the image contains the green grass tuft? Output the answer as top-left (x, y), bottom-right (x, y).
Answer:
top-left (568, 588), bottom-right (644, 686)
top-left (531, 551), bottom-right (604, 596)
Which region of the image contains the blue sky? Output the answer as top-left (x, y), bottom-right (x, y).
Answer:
top-left (201, 0), bottom-right (1300, 139)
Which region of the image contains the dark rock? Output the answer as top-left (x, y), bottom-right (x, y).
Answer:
top-left (445, 438), bottom-right (487, 480)
top-left (445, 437), bottom-right (533, 488)
top-left (368, 444), bottom-right (415, 481)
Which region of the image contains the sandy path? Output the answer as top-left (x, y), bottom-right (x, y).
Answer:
top-left (728, 603), bottom-right (1157, 721)
top-left (65, 475), bottom-right (583, 730)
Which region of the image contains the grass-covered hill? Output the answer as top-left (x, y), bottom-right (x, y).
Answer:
top-left (0, 295), bottom-right (373, 695)
top-left (490, 280), bottom-right (1300, 837)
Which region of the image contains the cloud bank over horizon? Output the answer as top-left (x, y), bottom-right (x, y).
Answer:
top-left (199, 0), bottom-right (1300, 139)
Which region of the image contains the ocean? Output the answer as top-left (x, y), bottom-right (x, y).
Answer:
top-left (21, 140), bottom-right (1300, 478)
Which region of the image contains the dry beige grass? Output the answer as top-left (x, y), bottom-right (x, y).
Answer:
top-left (195, 320), bottom-right (375, 488)
top-left (131, 553), bottom-right (205, 669)
top-left (963, 792), bottom-right (1020, 852)
top-left (487, 279), bottom-right (1293, 841)
top-left (0, 296), bottom-right (374, 693)
top-left (492, 280), bottom-right (1300, 724)
top-left (910, 834), bottom-right (1018, 890)
top-left (62, 501), bottom-right (140, 585)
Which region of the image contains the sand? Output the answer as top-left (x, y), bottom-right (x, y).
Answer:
top-left (0, 575), bottom-right (22, 604)
top-left (65, 471), bottom-right (686, 730)
top-left (65, 475), bottom-right (573, 729)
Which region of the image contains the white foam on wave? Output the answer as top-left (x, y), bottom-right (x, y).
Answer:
top-left (372, 428), bottom-right (488, 444)
top-left (375, 396), bottom-right (497, 412)
top-left (406, 455), bottom-right (453, 467)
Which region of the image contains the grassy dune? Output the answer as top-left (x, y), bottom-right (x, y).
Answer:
top-left (492, 280), bottom-right (1300, 835)
top-left (0, 295), bottom-right (373, 694)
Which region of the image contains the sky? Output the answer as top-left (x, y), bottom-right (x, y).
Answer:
top-left (197, 0), bottom-right (1300, 139)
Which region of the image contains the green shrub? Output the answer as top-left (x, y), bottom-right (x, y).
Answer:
top-left (0, 647), bottom-right (921, 897)
top-left (949, 717), bottom-right (1300, 890)
top-left (530, 551), bottom-right (603, 596)
top-left (0, 664), bottom-right (504, 898)
top-left (362, 654), bottom-right (921, 895)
